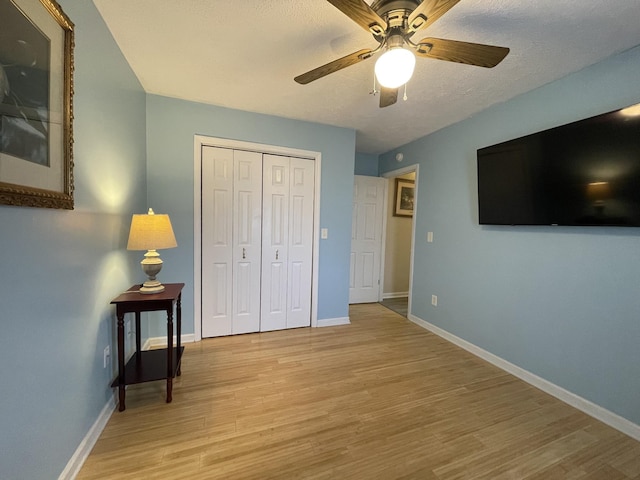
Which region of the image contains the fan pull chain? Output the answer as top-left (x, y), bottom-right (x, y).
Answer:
top-left (403, 83), bottom-right (408, 101)
top-left (370, 72), bottom-right (378, 96)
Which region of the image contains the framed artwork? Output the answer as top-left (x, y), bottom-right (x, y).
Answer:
top-left (393, 178), bottom-right (414, 217)
top-left (0, 0), bottom-right (74, 209)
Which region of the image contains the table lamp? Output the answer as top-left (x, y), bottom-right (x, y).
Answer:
top-left (127, 208), bottom-right (177, 294)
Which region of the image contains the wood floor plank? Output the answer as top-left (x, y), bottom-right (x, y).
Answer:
top-left (77, 303), bottom-right (640, 479)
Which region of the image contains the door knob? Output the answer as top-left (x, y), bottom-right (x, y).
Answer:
top-left (243, 248), bottom-right (246, 259)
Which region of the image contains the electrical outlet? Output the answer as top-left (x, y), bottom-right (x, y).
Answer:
top-left (431, 295), bottom-right (438, 307)
top-left (103, 345), bottom-right (110, 368)
top-left (427, 231), bottom-right (434, 243)
top-left (126, 319), bottom-right (133, 338)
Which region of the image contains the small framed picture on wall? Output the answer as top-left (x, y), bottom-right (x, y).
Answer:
top-left (393, 178), bottom-right (414, 217)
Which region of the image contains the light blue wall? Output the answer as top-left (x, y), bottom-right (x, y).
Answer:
top-left (355, 152), bottom-right (379, 176)
top-left (0, 1), bottom-right (147, 478)
top-left (145, 95), bottom-right (356, 333)
top-left (4, 3), bottom-right (636, 476)
top-left (380, 45), bottom-right (640, 426)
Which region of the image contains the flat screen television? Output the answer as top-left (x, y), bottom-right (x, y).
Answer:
top-left (477, 103), bottom-right (640, 226)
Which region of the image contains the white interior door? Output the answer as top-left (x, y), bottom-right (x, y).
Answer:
top-left (350, 175), bottom-right (386, 304)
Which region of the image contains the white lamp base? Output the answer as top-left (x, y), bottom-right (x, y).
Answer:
top-left (139, 249), bottom-right (165, 294)
top-left (139, 280), bottom-right (165, 294)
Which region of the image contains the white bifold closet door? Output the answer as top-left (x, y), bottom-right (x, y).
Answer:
top-left (261, 155), bottom-right (314, 331)
top-left (201, 147), bottom-right (314, 337)
top-left (202, 147), bottom-right (262, 337)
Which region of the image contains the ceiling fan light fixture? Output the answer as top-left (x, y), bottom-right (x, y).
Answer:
top-left (374, 47), bottom-right (416, 89)
top-left (620, 103), bottom-right (640, 117)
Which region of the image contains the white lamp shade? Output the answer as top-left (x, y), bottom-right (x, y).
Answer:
top-left (375, 48), bottom-right (416, 89)
top-left (127, 208), bottom-right (177, 251)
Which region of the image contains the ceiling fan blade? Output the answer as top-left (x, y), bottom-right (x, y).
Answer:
top-left (407, 0), bottom-right (461, 35)
top-left (295, 49), bottom-right (373, 85)
top-left (415, 37), bottom-right (509, 68)
top-left (379, 87), bottom-right (398, 108)
top-left (326, 0), bottom-right (387, 36)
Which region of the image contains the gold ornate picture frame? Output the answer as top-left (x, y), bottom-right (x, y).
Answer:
top-left (0, 0), bottom-right (74, 209)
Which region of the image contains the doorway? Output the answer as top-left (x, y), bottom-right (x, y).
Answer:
top-left (380, 165), bottom-right (418, 317)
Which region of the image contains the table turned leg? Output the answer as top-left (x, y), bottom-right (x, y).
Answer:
top-left (166, 306), bottom-right (173, 403)
top-left (177, 293), bottom-right (182, 376)
top-left (135, 311), bottom-right (142, 362)
top-left (117, 312), bottom-right (126, 411)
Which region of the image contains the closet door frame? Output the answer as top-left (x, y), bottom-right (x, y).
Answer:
top-left (193, 135), bottom-right (322, 341)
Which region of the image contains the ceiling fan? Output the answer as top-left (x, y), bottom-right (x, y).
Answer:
top-left (294, 0), bottom-right (510, 108)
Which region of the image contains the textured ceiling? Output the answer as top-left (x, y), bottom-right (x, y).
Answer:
top-left (93, 0), bottom-right (640, 154)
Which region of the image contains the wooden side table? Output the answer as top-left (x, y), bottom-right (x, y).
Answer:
top-left (110, 283), bottom-right (185, 411)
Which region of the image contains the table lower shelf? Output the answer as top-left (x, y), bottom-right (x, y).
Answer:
top-left (111, 347), bottom-right (184, 387)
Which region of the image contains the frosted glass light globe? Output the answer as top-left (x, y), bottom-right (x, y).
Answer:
top-left (374, 48), bottom-right (416, 88)
top-left (620, 103), bottom-right (640, 117)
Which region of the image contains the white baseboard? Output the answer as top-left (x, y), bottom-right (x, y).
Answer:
top-left (316, 316), bottom-right (350, 327)
top-left (143, 333), bottom-right (196, 350)
top-left (407, 313), bottom-right (640, 442)
top-left (58, 395), bottom-right (116, 480)
top-left (382, 292), bottom-right (409, 299)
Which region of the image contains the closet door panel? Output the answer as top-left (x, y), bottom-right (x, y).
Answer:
top-left (261, 154), bottom-right (289, 332)
top-left (202, 146), bottom-right (234, 337)
top-left (232, 150), bottom-right (262, 334)
top-left (287, 157), bottom-right (314, 328)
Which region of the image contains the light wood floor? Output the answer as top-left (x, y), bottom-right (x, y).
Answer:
top-left (78, 304), bottom-right (640, 479)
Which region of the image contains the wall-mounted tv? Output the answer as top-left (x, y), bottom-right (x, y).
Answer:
top-left (477, 103), bottom-right (640, 226)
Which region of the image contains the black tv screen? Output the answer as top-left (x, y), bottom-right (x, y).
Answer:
top-left (477, 103), bottom-right (640, 226)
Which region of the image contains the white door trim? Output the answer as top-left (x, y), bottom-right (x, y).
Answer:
top-left (193, 135), bottom-right (322, 341)
top-left (381, 164), bottom-right (419, 318)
